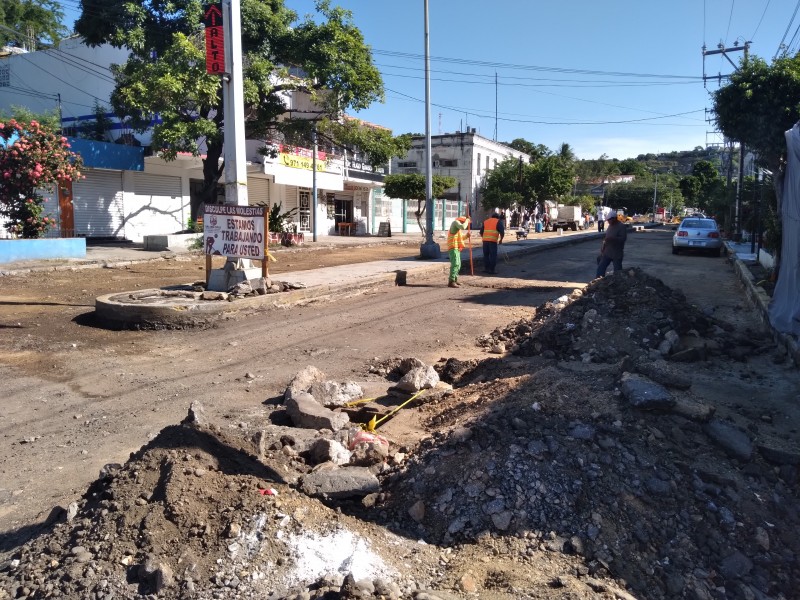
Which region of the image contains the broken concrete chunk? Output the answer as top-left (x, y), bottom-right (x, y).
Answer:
top-left (285, 391), bottom-right (350, 431)
top-left (704, 419), bottom-right (753, 461)
top-left (620, 372), bottom-right (675, 410)
top-left (399, 357), bottom-right (426, 375)
top-left (310, 438), bottom-right (351, 466)
top-left (284, 366), bottom-right (327, 401)
top-left (395, 365), bottom-right (440, 393)
top-left (310, 380), bottom-right (363, 407)
top-left (300, 466), bottom-right (380, 499)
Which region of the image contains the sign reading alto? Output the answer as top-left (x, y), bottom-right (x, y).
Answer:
top-left (203, 205), bottom-right (265, 260)
top-left (202, 3), bottom-right (225, 74)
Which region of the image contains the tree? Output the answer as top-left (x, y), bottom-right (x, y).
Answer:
top-left (482, 155), bottom-right (574, 212)
top-left (76, 0), bottom-right (396, 220)
top-left (0, 0), bottom-right (67, 49)
top-left (0, 118), bottom-right (83, 238)
top-left (507, 138), bottom-right (550, 162)
top-left (383, 173), bottom-right (456, 237)
top-left (713, 54), bottom-right (800, 200)
top-left (481, 158), bottom-right (527, 210)
top-left (526, 155), bottom-right (575, 205)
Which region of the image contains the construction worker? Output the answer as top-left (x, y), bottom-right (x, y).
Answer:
top-left (480, 211), bottom-right (504, 274)
top-left (446, 215), bottom-right (470, 287)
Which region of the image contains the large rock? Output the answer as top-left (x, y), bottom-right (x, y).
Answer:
top-left (395, 365), bottom-right (440, 393)
top-left (310, 380), bottom-right (363, 407)
top-left (285, 391), bottom-right (350, 431)
top-left (704, 420), bottom-right (753, 461)
top-left (300, 466), bottom-right (380, 499)
top-left (284, 366), bottom-right (326, 401)
top-left (620, 372), bottom-right (675, 410)
top-left (310, 438), bottom-right (351, 466)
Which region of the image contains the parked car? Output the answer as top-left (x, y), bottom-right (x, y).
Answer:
top-left (672, 218), bottom-right (722, 256)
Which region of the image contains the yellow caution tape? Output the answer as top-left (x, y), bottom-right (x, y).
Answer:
top-left (344, 396), bottom-right (379, 407)
top-left (362, 389), bottom-right (425, 431)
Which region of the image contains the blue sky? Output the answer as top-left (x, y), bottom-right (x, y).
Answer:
top-left (57, 0), bottom-right (797, 160)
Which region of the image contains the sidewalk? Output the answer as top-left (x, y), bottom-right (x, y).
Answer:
top-left (724, 241), bottom-right (800, 365)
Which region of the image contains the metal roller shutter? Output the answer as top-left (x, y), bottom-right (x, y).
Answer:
top-left (72, 170), bottom-right (124, 238)
top-left (247, 177), bottom-right (270, 207)
top-left (126, 173), bottom-right (185, 242)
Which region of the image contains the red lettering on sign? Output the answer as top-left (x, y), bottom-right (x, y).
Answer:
top-left (205, 25), bottom-right (225, 74)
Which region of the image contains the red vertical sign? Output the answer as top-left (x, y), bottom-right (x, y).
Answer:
top-left (203, 4), bottom-right (225, 74)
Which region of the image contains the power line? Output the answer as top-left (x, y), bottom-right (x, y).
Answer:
top-left (751, 0), bottom-right (772, 40)
top-left (385, 87), bottom-right (703, 127)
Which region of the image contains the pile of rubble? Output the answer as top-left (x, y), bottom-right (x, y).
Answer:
top-left (2, 269), bottom-right (798, 600)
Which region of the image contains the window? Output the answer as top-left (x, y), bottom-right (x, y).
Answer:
top-left (0, 64), bottom-right (8, 87)
top-left (493, 158), bottom-right (498, 169)
top-left (398, 161), bottom-right (417, 168)
top-left (477, 153), bottom-right (481, 175)
top-left (486, 156), bottom-right (490, 171)
top-left (440, 159), bottom-right (457, 168)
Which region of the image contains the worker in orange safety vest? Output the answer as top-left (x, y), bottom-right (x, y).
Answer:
top-left (446, 216), bottom-right (470, 287)
top-left (480, 211), bottom-right (505, 274)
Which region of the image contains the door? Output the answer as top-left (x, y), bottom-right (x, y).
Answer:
top-left (298, 189), bottom-right (311, 232)
top-left (334, 199), bottom-right (352, 224)
top-left (58, 180), bottom-right (75, 237)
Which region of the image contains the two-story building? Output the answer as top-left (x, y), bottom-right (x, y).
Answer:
top-left (0, 37), bottom-right (391, 240)
top-left (391, 130), bottom-right (529, 231)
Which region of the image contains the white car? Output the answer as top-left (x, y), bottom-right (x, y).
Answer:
top-left (672, 218), bottom-right (723, 256)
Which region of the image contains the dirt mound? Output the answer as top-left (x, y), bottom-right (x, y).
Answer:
top-left (479, 267), bottom-right (763, 364)
top-left (1, 269), bottom-right (797, 600)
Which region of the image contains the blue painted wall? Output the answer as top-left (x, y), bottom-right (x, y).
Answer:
top-left (0, 238), bottom-right (87, 264)
top-left (67, 138), bottom-right (144, 171)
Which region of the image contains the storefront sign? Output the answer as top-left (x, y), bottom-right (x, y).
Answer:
top-left (343, 183), bottom-right (371, 192)
top-left (203, 204), bottom-right (265, 259)
top-left (278, 144), bottom-right (326, 161)
top-left (279, 152), bottom-right (326, 171)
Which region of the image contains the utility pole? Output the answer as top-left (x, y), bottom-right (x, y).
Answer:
top-left (419, 0), bottom-right (439, 259)
top-left (702, 41), bottom-right (749, 240)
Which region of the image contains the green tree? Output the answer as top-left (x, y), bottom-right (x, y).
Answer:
top-left (713, 54), bottom-right (800, 200)
top-left (76, 0), bottom-right (392, 221)
top-left (0, 0), bottom-right (67, 49)
top-left (507, 138), bottom-right (549, 162)
top-left (526, 155), bottom-right (575, 205)
top-left (0, 118), bottom-right (83, 238)
top-left (383, 173), bottom-right (456, 237)
top-left (480, 158), bottom-right (527, 210)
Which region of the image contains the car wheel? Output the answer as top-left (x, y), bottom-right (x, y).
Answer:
top-left (672, 246), bottom-right (679, 255)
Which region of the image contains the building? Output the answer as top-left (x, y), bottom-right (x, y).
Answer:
top-left (391, 130), bottom-right (529, 231)
top-left (0, 37), bottom-right (392, 241)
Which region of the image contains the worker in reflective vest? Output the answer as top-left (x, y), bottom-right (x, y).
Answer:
top-left (480, 212), bottom-right (505, 274)
top-left (446, 216), bottom-right (470, 287)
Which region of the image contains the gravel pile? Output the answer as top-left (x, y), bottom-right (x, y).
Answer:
top-left (1, 269), bottom-right (797, 600)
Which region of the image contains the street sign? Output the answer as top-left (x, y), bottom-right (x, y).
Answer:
top-left (203, 4), bottom-right (225, 74)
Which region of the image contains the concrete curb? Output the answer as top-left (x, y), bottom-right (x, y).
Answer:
top-left (725, 242), bottom-right (800, 366)
top-left (94, 233), bottom-right (600, 329)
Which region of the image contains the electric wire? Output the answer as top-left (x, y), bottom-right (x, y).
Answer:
top-left (750, 0), bottom-right (772, 40)
top-left (775, 0), bottom-right (800, 58)
top-left (724, 0), bottom-right (736, 44)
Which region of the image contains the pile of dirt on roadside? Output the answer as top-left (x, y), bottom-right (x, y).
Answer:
top-left (1, 269), bottom-right (797, 600)
top-left (478, 267), bottom-right (775, 365)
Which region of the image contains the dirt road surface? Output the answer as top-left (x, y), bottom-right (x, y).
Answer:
top-left (1, 229), bottom-right (799, 599)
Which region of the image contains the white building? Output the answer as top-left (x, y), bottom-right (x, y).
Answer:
top-left (391, 130), bottom-right (529, 231)
top-left (0, 37), bottom-right (390, 241)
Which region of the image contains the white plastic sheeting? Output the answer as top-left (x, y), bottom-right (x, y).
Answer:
top-left (769, 123), bottom-right (800, 337)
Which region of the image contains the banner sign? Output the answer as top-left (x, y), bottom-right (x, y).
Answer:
top-left (279, 152), bottom-right (326, 171)
top-left (203, 204), bottom-right (265, 260)
top-left (203, 4), bottom-right (225, 74)
top-left (278, 144), bottom-right (326, 162)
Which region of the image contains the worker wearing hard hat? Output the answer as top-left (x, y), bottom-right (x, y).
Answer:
top-left (447, 215), bottom-right (470, 288)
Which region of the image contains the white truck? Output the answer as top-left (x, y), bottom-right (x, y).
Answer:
top-left (547, 205), bottom-right (584, 231)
